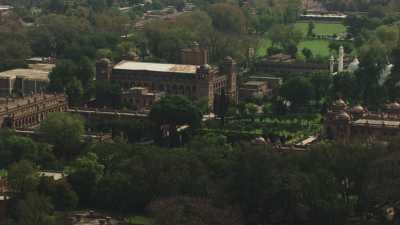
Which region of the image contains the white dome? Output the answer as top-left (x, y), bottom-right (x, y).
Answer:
top-left (252, 137), bottom-right (267, 145)
top-left (379, 64), bottom-right (393, 86)
top-left (347, 58), bottom-right (359, 72)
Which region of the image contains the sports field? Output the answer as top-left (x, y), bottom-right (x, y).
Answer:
top-left (256, 21), bottom-right (346, 57)
top-left (298, 40), bottom-right (331, 56)
top-left (294, 21), bottom-right (346, 36)
top-left (257, 38), bottom-right (331, 57)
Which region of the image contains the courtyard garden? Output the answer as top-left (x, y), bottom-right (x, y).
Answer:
top-left (204, 113), bottom-right (322, 145)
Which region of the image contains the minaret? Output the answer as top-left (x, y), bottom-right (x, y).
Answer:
top-left (338, 45), bottom-right (344, 73)
top-left (329, 55), bottom-right (335, 74)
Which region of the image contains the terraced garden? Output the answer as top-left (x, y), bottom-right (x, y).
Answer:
top-left (204, 113), bottom-right (322, 145)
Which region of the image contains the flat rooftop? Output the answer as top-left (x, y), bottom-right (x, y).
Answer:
top-left (0, 68), bottom-right (49, 81)
top-left (39, 171), bottom-right (64, 181)
top-left (0, 5), bottom-right (12, 11)
top-left (113, 60), bottom-right (198, 74)
top-left (352, 119), bottom-right (400, 128)
top-left (301, 14), bottom-right (347, 18)
top-left (243, 81), bottom-right (267, 86)
top-left (249, 76), bottom-right (282, 80)
top-left (28, 63), bottom-right (55, 72)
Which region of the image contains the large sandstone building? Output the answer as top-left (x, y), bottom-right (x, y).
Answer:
top-left (0, 93), bottom-right (67, 129)
top-left (324, 99), bottom-right (400, 141)
top-left (96, 43), bottom-right (238, 108)
top-left (0, 63), bottom-right (54, 97)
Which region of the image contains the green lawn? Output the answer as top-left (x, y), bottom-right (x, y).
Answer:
top-left (126, 216), bottom-right (153, 225)
top-left (257, 38), bottom-right (331, 57)
top-left (256, 21), bottom-right (346, 57)
top-left (298, 40), bottom-right (331, 56)
top-left (295, 21), bottom-right (346, 36)
top-left (0, 170), bottom-right (7, 178)
top-left (256, 38), bottom-right (272, 57)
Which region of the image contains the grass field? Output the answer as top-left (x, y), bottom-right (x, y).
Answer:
top-left (257, 38), bottom-right (331, 57)
top-left (126, 216), bottom-right (153, 225)
top-left (256, 21), bottom-right (346, 57)
top-left (256, 38), bottom-right (272, 57)
top-left (294, 21), bottom-right (346, 36)
top-left (298, 40), bottom-right (331, 56)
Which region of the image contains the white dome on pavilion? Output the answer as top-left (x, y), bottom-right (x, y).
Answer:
top-left (348, 57), bottom-right (359, 72)
top-left (378, 64), bottom-right (394, 86)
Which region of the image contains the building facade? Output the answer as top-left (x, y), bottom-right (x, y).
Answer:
top-left (96, 43), bottom-right (238, 108)
top-left (324, 99), bottom-right (400, 141)
top-left (239, 81), bottom-right (270, 100)
top-left (256, 53), bottom-right (331, 75)
top-left (0, 63), bottom-right (54, 97)
top-left (0, 93), bottom-right (68, 129)
top-left (121, 87), bottom-right (163, 111)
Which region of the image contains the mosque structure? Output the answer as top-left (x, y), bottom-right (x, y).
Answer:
top-left (329, 45), bottom-right (393, 79)
top-left (329, 45), bottom-right (360, 74)
top-left (324, 99), bottom-right (400, 141)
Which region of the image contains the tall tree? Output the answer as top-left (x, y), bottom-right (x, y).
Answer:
top-left (307, 22), bottom-right (315, 37)
top-left (387, 48), bottom-right (400, 100)
top-left (8, 160), bottom-right (39, 197)
top-left (207, 3), bottom-right (247, 34)
top-left (355, 41), bottom-right (388, 107)
top-left (38, 113), bottom-right (85, 158)
top-left (280, 77), bottom-right (314, 111)
top-left (67, 153), bottom-right (104, 206)
top-left (149, 95), bottom-right (202, 146)
top-left (16, 193), bottom-right (56, 225)
top-left (148, 197), bottom-right (243, 225)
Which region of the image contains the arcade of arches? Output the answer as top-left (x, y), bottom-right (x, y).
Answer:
top-left (0, 93), bottom-right (68, 129)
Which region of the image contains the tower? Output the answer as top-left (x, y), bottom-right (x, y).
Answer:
top-left (196, 64), bottom-right (214, 109)
top-left (338, 46), bottom-right (344, 73)
top-left (220, 56), bottom-right (238, 104)
top-left (96, 58), bottom-right (112, 81)
top-left (324, 99), bottom-right (351, 141)
top-left (181, 42), bottom-right (208, 65)
top-left (329, 55), bottom-right (335, 74)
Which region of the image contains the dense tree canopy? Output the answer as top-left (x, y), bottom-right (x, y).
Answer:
top-left (280, 76), bottom-right (314, 110)
top-left (38, 113), bottom-right (85, 158)
top-left (150, 95), bottom-right (202, 146)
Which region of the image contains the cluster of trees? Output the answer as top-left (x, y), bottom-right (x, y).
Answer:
top-left (344, 4), bottom-right (400, 49)
top-left (140, 3), bottom-right (256, 64)
top-left (0, 0), bottom-right (131, 105)
top-left (268, 24), bottom-right (304, 57)
top-left (271, 38), bottom-right (400, 112)
top-left (249, 0), bottom-right (302, 32)
top-left (320, 0), bottom-right (400, 12)
top-left (3, 120), bottom-right (400, 225)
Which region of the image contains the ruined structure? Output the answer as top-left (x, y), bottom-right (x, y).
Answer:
top-left (0, 93), bottom-right (68, 129)
top-left (324, 99), bottom-right (400, 141)
top-left (96, 42), bottom-right (238, 108)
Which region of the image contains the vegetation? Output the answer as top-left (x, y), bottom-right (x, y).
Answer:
top-left (295, 21), bottom-right (346, 36)
top-left (1, 0), bottom-right (400, 225)
top-left (3, 123), bottom-right (400, 225)
top-left (38, 113), bottom-right (85, 159)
